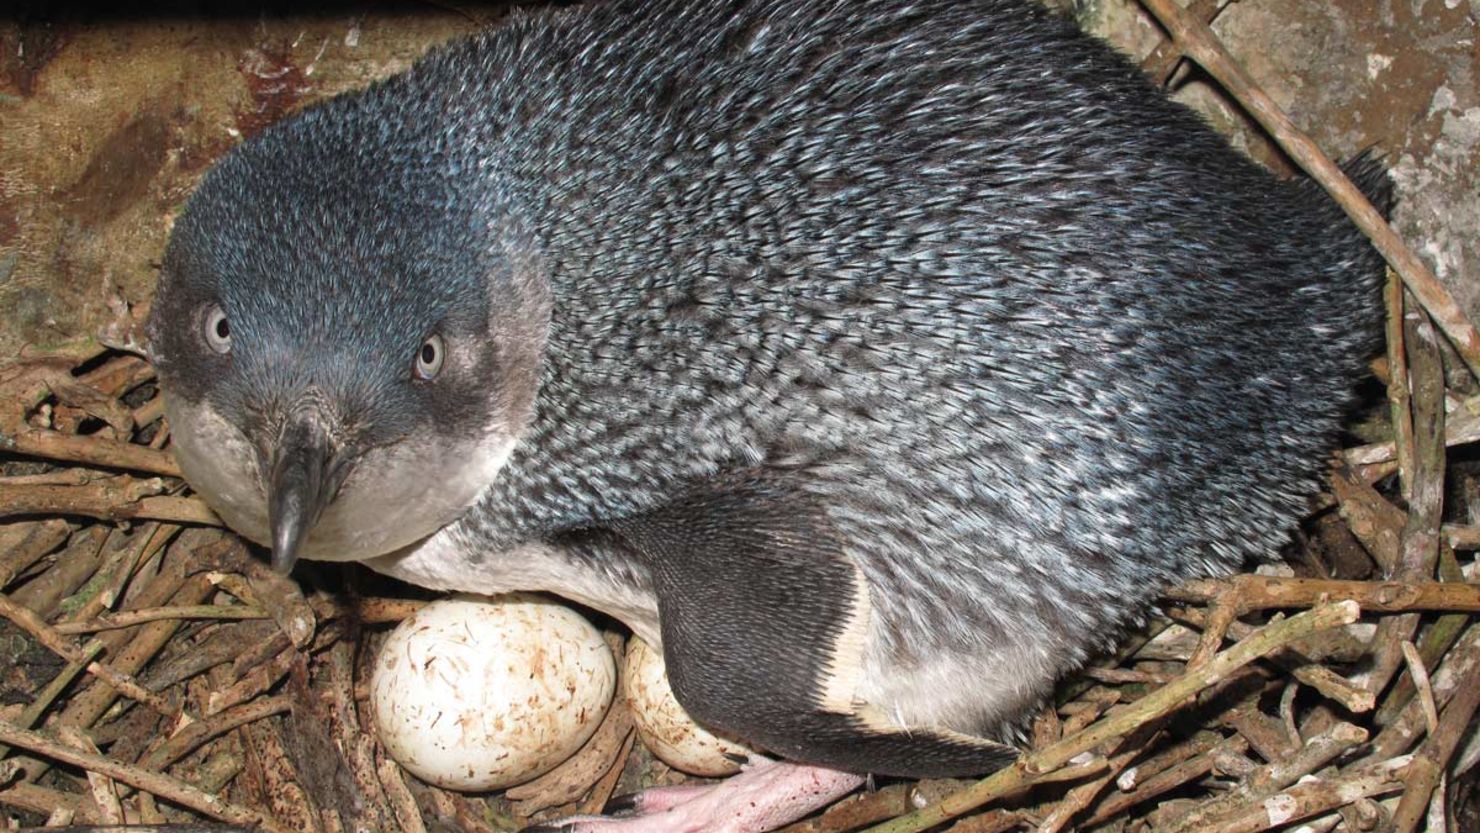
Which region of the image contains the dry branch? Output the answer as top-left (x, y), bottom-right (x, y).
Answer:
top-left (862, 601), bottom-right (1360, 833)
top-left (0, 475), bottom-right (219, 525)
top-left (0, 719), bottom-right (296, 833)
top-left (0, 592), bottom-right (180, 719)
top-left (1200, 758), bottom-right (1407, 833)
top-left (1166, 575), bottom-right (1480, 612)
top-left (2, 428), bottom-right (183, 477)
top-left (54, 603), bottom-right (271, 634)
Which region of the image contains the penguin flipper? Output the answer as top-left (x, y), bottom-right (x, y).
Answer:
top-left (612, 474), bottom-right (1017, 778)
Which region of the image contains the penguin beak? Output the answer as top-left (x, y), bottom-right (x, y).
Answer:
top-left (267, 407), bottom-right (349, 574)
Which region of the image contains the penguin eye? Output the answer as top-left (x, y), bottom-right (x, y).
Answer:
top-left (203, 305), bottom-right (232, 354)
top-left (414, 334), bottom-right (445, 381)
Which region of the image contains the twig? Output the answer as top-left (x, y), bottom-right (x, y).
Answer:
top-left (861, 602), bottom-right (1360, 833)
top-left (0, 639), bottom-right (105, 759)
top-left (11, 524), bottom-right (110, 619)
top-left (0, 593), bottom-right (180, 719)
top-left (1399, 641), bottom-right (1440, 734)
top-left (58, 726), bottom-right (125, 825)
top-left (54, 603), bottom-right (271, 634)
top-left (1034, 742), bottom-right (1145, 833)
top-left (99, 522), bottom-right (178, 613)
top-left (1364, 622), bottom-right (1480, 764)
top-left (139, 619), bottom-right (279, 693)
top-left (1202, 758), bottom-right (1407, 833)
top-left (322, 641), bottom-right (397, 831)
top-left (0, 782), bottom-right (91, 822)
top-left (378, 755), bottom-right (430, 833)
top-left (0, 719), bottom-right (295, 833)
top-left (1086, 735), bottom-right (1248, 825)
top-left (1135, 0), bottom-right (1480, 379)
top-left (1328, 464), bottom-right (1403, 572)
top-left (1, 427), bottom-right (183, 477)
top-left (10, 827), bottom-right (254, 832)
top-left (236, 714), bottom-right (323, 833)
top-left (1389, 651), bottom-right (1480, 833)
top-left (1345, 399), bottom-right (1480, 469)
top-left (66, 522), bottom-right (163, 624)
top-left (944, 810), bottom-right (1025, 833)
top-left (1385, 273), bottom-right (1416, 501)
top-left (141, 695), bottom-right (293, 773)
top-left (1375, 546), bottom-right (1471, 725)
top-left (0, 518), bottom-right (72, 590)
top-left (1164, 722), bottom-right (1369, 833)
top-left (0, 476), bottom-right (218, 525)
top-left (1166, 575), bottom-right (1480, 612)
top-left (131, 395), bottom-right (166, 430)
top-left (208, 643), bottom-right (296, 715)
top-left (1442, 523), bottom-right (1480, 549)
top-left (1366, 295), bottom-right (1447, 695)
top-left (53, 567), bottom-right (215, 746)
top-left (1222, 707), bottom-right (1295, 762)
top-left (576, 730), bottom-right (637, 816)
top-left (74, 354), bottom-right (154, 400)
top-left (1277, 682), bottom-right (1301, 748)
top-left (311, 594), bottom-right (427, 624)
top-left (1138, 0), bottom-right (1229, 84)
top-left (188, 537), bottom-right (316, 648)
top-left (775, 784), bottom-right (916, 833)
top-left (1188, 595), bottom-right (1238, 669)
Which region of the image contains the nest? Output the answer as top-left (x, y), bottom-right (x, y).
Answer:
top-left (0, 2), bottom-right (1478, 832)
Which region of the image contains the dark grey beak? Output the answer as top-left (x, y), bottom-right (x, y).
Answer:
top-left (267, 409), bottom-right (346, 574)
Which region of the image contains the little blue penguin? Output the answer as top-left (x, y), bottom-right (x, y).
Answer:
top-left (147, 0), bottom-right (1387, 830)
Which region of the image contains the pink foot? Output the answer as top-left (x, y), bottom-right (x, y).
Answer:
top-left (528, 760), bottom-right (865, 833)
top-left (606, 783), bottom-right (714, 815)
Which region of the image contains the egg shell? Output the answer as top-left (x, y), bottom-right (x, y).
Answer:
top-left (624, 636), bottom-right (758, 777)
top-left (371, 593), bottom-right (615, 791)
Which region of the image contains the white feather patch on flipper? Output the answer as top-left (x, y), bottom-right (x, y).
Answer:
top-left (818, 561), bottom-right (871, 716)
top-left (366, 536), bottom-right (662, 646)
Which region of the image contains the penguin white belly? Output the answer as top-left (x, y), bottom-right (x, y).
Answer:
top-left (365, 529), bottom-right (664, 647)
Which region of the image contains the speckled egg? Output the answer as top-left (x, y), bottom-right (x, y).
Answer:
top-left (624, 636), bottom-right (759, 777)
top-left (371, 593), bottom-right (616, 790)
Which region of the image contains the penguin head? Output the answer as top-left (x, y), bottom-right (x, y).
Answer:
top-left (148, 94), bottom-right (549, 573)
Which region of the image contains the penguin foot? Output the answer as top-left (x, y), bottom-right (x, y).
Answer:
top-left (602, 784), bottom-right (712, 816)
top-left (523, 760), bottom-right (864, 833)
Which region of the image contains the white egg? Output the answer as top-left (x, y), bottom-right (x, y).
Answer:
top-left (371, 593), bottom-right (616, 791)
top-left (623, 637), bottom-right (758, 777)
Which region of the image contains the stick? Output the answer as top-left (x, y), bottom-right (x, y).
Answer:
top-left (0, 518), bottom-right (73, 590)
top-left (1203, 759), bottom-right (1407, 833)
top-left (58, 726), bottom-right (125, 825)
top-left (0, 719), bottom-right (295, 833)
top-left (141, 695), bottom-right (293, 773)
top-left (1, 428), bottom-right (183, 477)
top-left (54, 604), bottom-right (271, 634)
top-left (1163, 722), bottom-right (1369, 833)
top-left (1166, 576), bottom-right (1480, 612)
top-left (1346, 398), bottom-right (1480, 468)
top-left (1365, 294), bottom-right (1446, 695)
top-left (0, 478), bottom-right (218, 525)
top-left (1085, 735), bottom-right (1247, 825)
top-left (1389, 654), bottom-right (1480, 833)
top-left (1385, 273), bottom-right (1416, 500)
top-left (0, 639), bottom-right (104, 759)
top-left (0, 593), bottom-right (180, 719)
top-left (861, 602), bottom-right (1360, 833)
